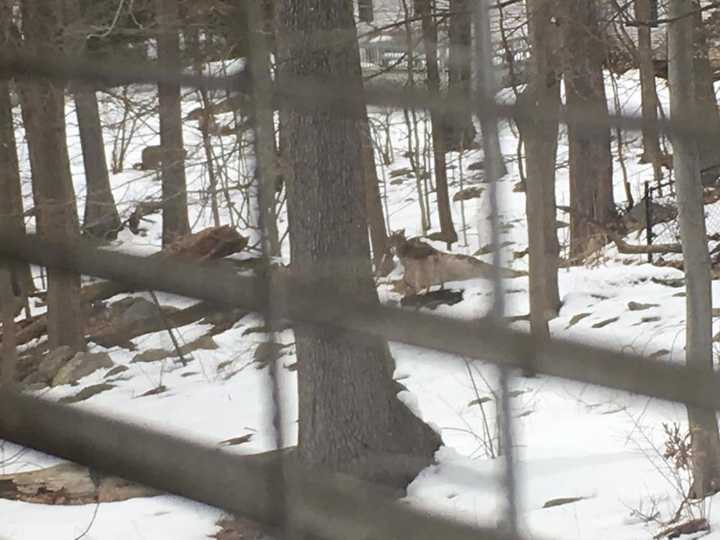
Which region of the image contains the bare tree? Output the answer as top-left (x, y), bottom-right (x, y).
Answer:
top-left (276, 0), bottom-right (440, 485)
top-left (561, 0), bottom-right (615, 259)
top-left (64, 0), bottom-right (122, 240)
top-left (634, 0), bottom-right (663, 185)
top-left (521, 0), bottom-right (561, 338)
top-left (445, 0), bottom-right (477, 151)
top-left (19, 0), bottom-right (84, 352)
top-left (668, 0), bottom-right (720, 498)
top-left (416, 0), bottom-right (458, 246)
top-left (0, 0), bottom-right (33, 313)
top-left (360, 113), bottom-right (392, 274)
top-left (691, 7), bottom-right (720, 185)
top-left (156, 0), bottom-right (190, 246)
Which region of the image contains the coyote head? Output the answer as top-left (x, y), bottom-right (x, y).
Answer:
top-left (388, 229), bottom-right (408, 252)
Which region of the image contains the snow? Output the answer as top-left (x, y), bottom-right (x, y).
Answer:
top-left (3, 67), bottom-right (719, 539)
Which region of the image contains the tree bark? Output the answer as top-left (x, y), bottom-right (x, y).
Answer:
top-left (522, 0), bottom-right (561, 338)
top-left (0, 0), bottom-right (33, 308)
top-left (64, 0), bottom-right (121, 240)
top-left (19, 0), bottom-right (84, 353)
top-left (561, 0), bottom-right (615, 259)
top-left (416, 0), bottom-right (458, 246)
top-left (359, 113), bottom-right (391, 274)
top-left (634, 0), bottom-right (663, 185)
top-left (0, 262), bottom-right (18, 386)
top-left (277, 0), bottom-right (440, 487)
top-left (74, 89), bottom-right (122, 239)
top-left (668, 0), bottom-right (720, 499)
top-left (691, 7), bottom-right (720, 185)
top-left (445, 0), bottom-right (477, 151)
top-left (156, 0), bottom-right (190, 246)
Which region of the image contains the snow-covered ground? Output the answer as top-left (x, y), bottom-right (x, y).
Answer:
top-left (2, 68), bottom-right (718, 540)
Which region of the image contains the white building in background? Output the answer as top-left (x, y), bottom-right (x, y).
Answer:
top-left (352, 0), bottom-right (529, 88)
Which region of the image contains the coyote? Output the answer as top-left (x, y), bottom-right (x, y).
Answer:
top-left (388, 230), bottom-right (523, 295)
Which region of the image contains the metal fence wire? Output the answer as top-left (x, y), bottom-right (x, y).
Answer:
top-left (1, 1), bottom-right (720, 539)
top-left (643, 179), bottom-right (720, 268)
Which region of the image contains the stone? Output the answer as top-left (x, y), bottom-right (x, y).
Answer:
top-left (52, 352), bottom-right (114, 386)
top-left (627, 301), bottom-right (659, 311)
top-left (132, 349), bottom-right (169, 364)
top-left (60, 383), bottom-right (116, 404)
top-left (592, 317), bottom-right (620, 329)
top-left (37, 346), bottom-right (75, 382)
top-left (121, 298), bottom-right (161, 324)
top-left (566, 312), bottom-right (592, 329)
top-left (180, 335), bottom-right (218, 354)
top-left (452, 186), bottom-right (484, 202)
top-left (389, 167), bottom-right (413, 178)
top-left (104, 365), bottom-right (129, 379)
top-left (253, 342), bottom-right (288, 369)
top-left (468, 160), bottom-right (484, 170)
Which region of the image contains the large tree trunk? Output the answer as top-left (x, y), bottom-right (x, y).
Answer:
top-left (522, 0), bottom-right (561, 338)
top-left (156, 0), bottom-right (190, 246)
top-left (691, 8), bottom-right (720, 185)
top-left (277, 0), bottom-right (440, 487)
top-left (668, 0), bottom-right (720, 499)
top-left (0, 0), bottom-right (33, 309)
top-left (561, 0), bottom-right (615, 259)
top-left (75, 90), bottom-right (121, 239)
top-left (416, 0), bottom-right (458, 246)
top-left (65, 0), bottom-right (121, 240)
top-left (445, 0), bottom-right (477, 151)
top-left (634, 0), bottom-right (663, 184)
top-left (19, 0), bottom-right (84, 353)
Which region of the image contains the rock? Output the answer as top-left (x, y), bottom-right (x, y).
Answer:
top-left (651, 277), bottom-right (684, 288)
top-left (180, 335), bottom-right (218, 354)
top-left (132, 349), bottom-right (169, 364)
top-left (627, 301), bottom-right (659, 311)
top-left (131, 335), bottom-right (218, 364)
top-left (139, 385), bottom-right (167, 397)
top-left (468, 160), bottom-right (484, 171)
top-left (122, 298), bottom-right (161, 324)
top-left (37, 346), bottom-right (75, 383)
top-left (512, 181), bottom-right (526, 193)
top-left (389, 167), bottom-right (413, 178)
top-left (60, 383), bottom-right (116, 404)
top-left (253, 342), bottom-right (289, 369)
top-left (592, 317), bottom-right (620, 329)
top-left (201, 308), bottom-right (246, 328)
top-left (104, 365), bottom-right (129, 379)
top-left (453, 186), bottom-right (484, 202)
top-left (542, 496), bottom-right (586, 509)
top-left (52, 352), bottom-right (114, 386)
top-left (566, 312), bottom-right (592, 329)
top-left (0, 462), bottom-right (159, 505)
top-left (107, 297), bottom-right (137, 319)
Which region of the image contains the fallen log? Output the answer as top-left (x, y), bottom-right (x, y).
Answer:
top-left (610, 234), bottom-right (683, 255)
top-left (2, 227), bottom-right (250, 347)
top-left (88, 301), bottom-right (217, 348)
top-left (0, 462), bottom-right (159, 505)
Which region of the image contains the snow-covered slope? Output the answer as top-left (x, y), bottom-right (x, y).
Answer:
top-left (2, 69), bottom-right (716, 540)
